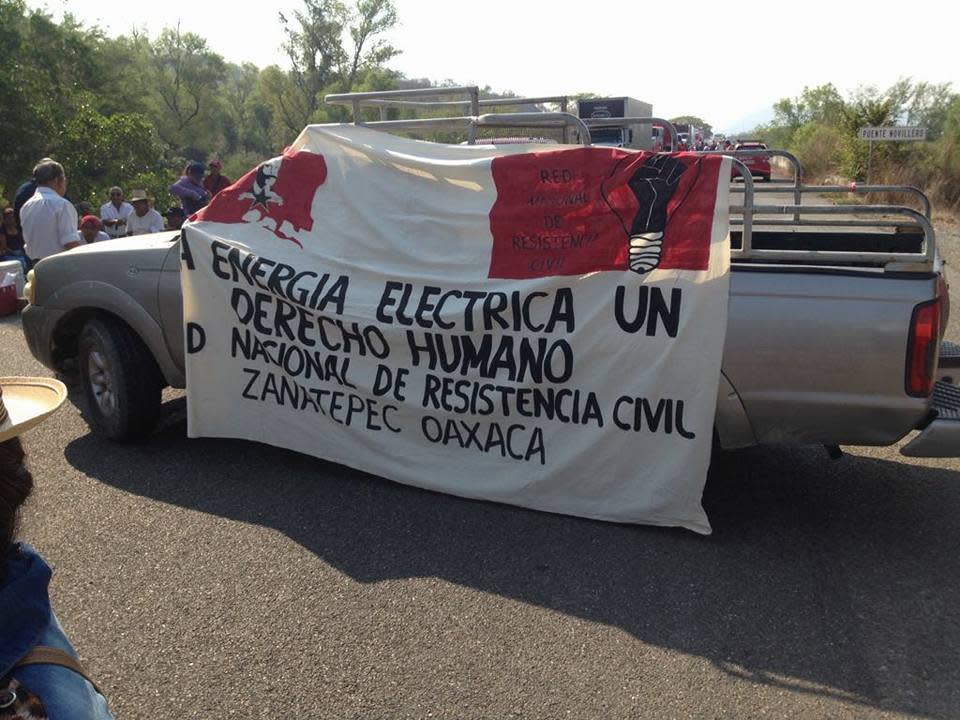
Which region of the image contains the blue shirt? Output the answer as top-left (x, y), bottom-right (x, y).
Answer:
top-left (0, 543), bottom-right (113, 719)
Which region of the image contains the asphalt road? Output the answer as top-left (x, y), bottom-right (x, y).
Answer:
top-left (3, 215), bottom-right (960, 719)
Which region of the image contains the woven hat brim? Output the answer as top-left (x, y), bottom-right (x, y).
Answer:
top-left (0, 377), bottom-right (68, 442)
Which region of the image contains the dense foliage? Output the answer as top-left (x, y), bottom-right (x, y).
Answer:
top-left (0, 0), bottom-right (400, 210)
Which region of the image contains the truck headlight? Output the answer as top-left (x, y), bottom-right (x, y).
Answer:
top-left (24, 269), bottom-right (35, 305)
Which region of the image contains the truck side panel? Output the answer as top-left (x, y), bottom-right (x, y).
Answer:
top-left (723, 267), bottom-right (935, 446)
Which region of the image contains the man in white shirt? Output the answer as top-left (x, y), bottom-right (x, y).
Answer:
top-left (19, 159), bottom-right (80, 261)
top-left (125, 190), bottom-right (164, 235)
top-left (99, 186), bottom-right (133, 239)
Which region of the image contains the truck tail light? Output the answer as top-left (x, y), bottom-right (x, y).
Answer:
top-left (936, 272), bottom-right (950, 336)
top-left (906, 298), bottom-right (940, 397)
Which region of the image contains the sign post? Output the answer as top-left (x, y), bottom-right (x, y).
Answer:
top-left (858, 126), bottom-right (927, 184)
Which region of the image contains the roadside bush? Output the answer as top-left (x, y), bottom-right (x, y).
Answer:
top-left (788, 122), bottom-right (843, 180)
top-left (934, 97), bottom-right (960, 211)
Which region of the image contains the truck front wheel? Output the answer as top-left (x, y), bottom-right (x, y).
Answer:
top-left (78, 316), bottom-right (163, 441)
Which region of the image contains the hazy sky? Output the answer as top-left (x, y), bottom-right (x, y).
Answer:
top-left (28, 0), bottom-right (960, 132)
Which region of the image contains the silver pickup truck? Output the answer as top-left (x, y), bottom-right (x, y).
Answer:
top-left (17, 90), bottom-right (960, 459)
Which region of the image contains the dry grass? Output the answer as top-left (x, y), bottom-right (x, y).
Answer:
top-left (803, 169), bottom-right (960, 224)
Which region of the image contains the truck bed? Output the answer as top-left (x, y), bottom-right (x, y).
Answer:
top-left (730, 229), bottom-right (924, 256)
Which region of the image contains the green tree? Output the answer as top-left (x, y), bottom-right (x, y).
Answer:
top-left (0, 2), bottom-right (110, 187)
top-left (277, 0), bottom-right (348, 132)
top-left (219, 62), bottom-right (274, 156)
top-left (51, 96), bottom-right (171, 205)
top-left (94, 34), bottom-right (153, 117)
top-left (271, 0), bottom-right (399, 134)
top-left (344, 0), bottom-right (399, 91)
top-left (147, 26), bottom-right (227, 148)
top-left (839, 92), bottom-right (897, 178)
top-left (258, 64), bottom-right (309, 146)
top-left (901, 81), bottom-right (956, 139)
top-left (773, 84), bottom-right (845, 129)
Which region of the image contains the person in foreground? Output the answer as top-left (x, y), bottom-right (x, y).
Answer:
top-left (0, 377), bottom-right (113, 719)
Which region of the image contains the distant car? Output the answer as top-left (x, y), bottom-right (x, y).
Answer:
top-left (731, 141), bottom-right (771, 182)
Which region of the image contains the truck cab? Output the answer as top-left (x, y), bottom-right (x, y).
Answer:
top-left (577, 97), bottom-right (654, 150)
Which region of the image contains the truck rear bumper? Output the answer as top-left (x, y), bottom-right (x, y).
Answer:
top-left (901, 381), bottom-right (960, 457)
top-left (937, 340), bottom-right (960, 384)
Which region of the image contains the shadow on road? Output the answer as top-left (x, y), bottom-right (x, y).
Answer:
top-left (65, 397), bottom-right (960, 718)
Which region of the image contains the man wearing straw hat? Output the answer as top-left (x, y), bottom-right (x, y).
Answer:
top-left (0, 378), bottom-right (114, 718)
top-left (125, 190), bottom-right (164, 237)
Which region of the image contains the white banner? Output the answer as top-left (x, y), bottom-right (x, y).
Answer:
top-left (181, 125), bottom-right (731, 533)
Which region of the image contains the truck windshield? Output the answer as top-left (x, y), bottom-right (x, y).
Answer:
top-left (589, 127), bottom-right (624, 145)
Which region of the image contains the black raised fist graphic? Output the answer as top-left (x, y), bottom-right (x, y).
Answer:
top-left (625, 154), bottom-right (686, 274)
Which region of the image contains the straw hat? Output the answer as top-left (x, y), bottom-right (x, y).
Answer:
top-left (0, 377), bottom-right (68, 442)
top-left (128, 189), bottom-right (151, 203)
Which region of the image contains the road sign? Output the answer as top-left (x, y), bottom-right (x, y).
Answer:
top-left (858, 126), bottom-right (927, 141)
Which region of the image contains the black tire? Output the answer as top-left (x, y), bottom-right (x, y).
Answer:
top-left (759, 174), bottom-right (771, 183)
top-left (78, 316), bottom-right (163, 441)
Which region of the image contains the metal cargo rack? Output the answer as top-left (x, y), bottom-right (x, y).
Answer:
top-left (719, 148), bottom-right (935, 271)
top-left (325, 86), bottom-right (678, 150)
top-left (324, 87), bottom-right (936, 273)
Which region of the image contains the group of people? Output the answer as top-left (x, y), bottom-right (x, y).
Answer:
top-left (681, 138), bottom-right (737, 152)
top-left (0, 158), bottom-right (232, 272)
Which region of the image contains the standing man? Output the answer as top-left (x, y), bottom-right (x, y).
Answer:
top-left (125, 190), bottom-right (164, 235)
top-left (203, 159), bottom-right (231, 197)
top-left (19, 159), bottom-right (79, 261)
top-left (99, 187), bottom-right (133, 239)
top-left (170, 162), bottom-right (211, 216)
